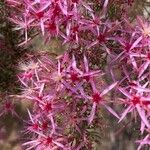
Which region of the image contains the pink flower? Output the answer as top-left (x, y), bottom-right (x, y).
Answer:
top-left (136, 16), bottom-right (150, 39)
top-left (0, 100), bottom-right (18, 118)
top-left (23, 132), bottom-right (66, 150)
top-left (86, 21), bottom-right (119, 49)
top-left (118, 87), bottom-right (150, 129)
top-left (87, 79), bottom-right (119, 124)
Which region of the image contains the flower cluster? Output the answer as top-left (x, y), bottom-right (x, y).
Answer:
top-left (18, 53), bottom-right (118, 149)
top-left (4, 0), bottom-right (150, 149)
top-left (6, 0), bottom-right (126, 47)
top-left (6, 0), bottom-right (94, 45)
top-left (109, 16), bottom-right (150, 149)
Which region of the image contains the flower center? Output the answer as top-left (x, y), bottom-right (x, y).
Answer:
top-left (125, 43), bottom-right (131, 52)
top-left (70, 73), bottom-right (79, 82)
top-left (72, 25), bottom-right (79, 33)
top-left (92, 93), bottom-right (101, 103)
top-left (32, 123), bottom-right (39, 130)
top-left (46, 137), bottom-right (52, 145)
top-left (42, 122), bottom-right (48, 130)
top-left (132, 96), bottom-right (140, 105)
top-left (97, 34), bottom-right (106, 43)
top-left (44, 103), bottom-right (52, 112)
top-left (147, 53), bottom-right (150, 60)
top-left (5, 102), bottom-right (11, 109)
top-left (48, 22), bottom-right (56, 31)
top-left (36, 11), bottom-right (44, 19)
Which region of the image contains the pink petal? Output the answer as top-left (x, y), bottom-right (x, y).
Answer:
top-left (40, 19), bottom-right (45, 36)
top-left (58, 0), bottom-right (68, 15)
top-left (18, 76), bottom-right (28, 87)
top-left (138, 61), bottom-right (149, 77)
top-left (39, 83), bottom-right (45, 96)
top-left (27, 109), bottom-right (34, 123)
top-left (132, 86), bottom-right (150, 92)
top-left (101, 82), bottom-right (118, 96)
top-left (90, 79), bottom-right (98, 93)
top-left (140, 120), bottom-right (145, 134)
top-left (130, 36), bottom-right (142, 50)
top-left (82, 2), bottom-right (93, 12)
top-left (88, 102), bottom-right (97, 124)
top-left (129, 53), bottom-right (146, 58)
top-left (84, 55), bottom-right (89, 72)
top-left (103, 0), bottom-right (109, 8)
top-left (86, 40), bottom-right (98, 49)
top-left (103, 104), bottom-right (120, 119)
top-left (136, 105), bottom-right (150, 128)
top-left (129, 55), bottom-right (138, 70)
top-left (118, 87), bottom-right (132, 99)
top-left (39, 1), bottom-right (51, 12)
top-left (118, 105), bottom-right (132, 123)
